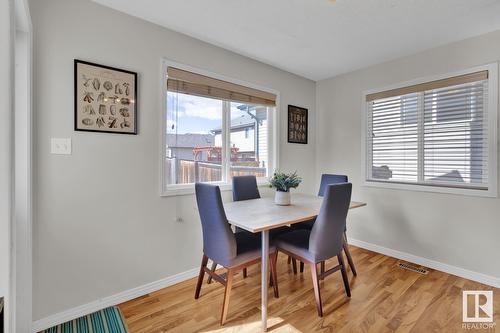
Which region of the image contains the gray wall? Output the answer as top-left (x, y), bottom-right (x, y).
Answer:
top-left (31, 0), bottom-right (316, 320)
top-left (316, 30), bottom-right (500, 282)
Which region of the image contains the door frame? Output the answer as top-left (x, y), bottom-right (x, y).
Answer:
top-left (13, 0), bottom-right (33, 331)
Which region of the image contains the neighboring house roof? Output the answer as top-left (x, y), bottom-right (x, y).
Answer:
top-left (212, 113), bottom-right (256, 133)
top-left (230, 113), bottom-right (256, 129)
top-left (166, 133), bottom-right (214, 148)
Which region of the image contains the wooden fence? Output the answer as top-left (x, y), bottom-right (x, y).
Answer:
top-left (165, 158), bottom-right (266, 184)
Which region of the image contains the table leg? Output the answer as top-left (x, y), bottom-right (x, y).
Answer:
top-left (261, 230), bottom-right (269, 331)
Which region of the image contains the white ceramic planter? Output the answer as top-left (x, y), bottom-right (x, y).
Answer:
top-left (275, 190), bottom-right (291, 205)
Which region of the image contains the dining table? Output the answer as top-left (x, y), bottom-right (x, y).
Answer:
top-left (224, 193), bottom-right (367, 331)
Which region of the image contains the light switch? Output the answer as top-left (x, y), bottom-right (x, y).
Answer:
top-left (51, 138), bottom-right (72, 155)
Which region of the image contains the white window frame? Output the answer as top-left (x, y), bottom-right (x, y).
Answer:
top-left (361, 63), bottom-right (498, 197)
top-left (160, 58), bottom-right (279, 196)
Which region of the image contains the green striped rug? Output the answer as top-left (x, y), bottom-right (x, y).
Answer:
top-left (41, 306), bottom-right (128, 333)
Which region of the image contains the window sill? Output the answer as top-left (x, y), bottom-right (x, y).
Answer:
top-left (161, 180), bottom-right (270, 197)
top-left (363, 179), bottom-right (497, 198)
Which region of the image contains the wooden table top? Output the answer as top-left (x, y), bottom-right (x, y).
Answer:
top-left (224, 193), bottom-right (366, 233)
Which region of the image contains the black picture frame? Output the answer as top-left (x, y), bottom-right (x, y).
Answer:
top-left (74, 59), bottom-right (138, 135)
top-left (287, 105), bottom-right (308, 144)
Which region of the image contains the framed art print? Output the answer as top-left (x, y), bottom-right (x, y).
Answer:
top-left (74, 59), bottom-right (137, 134)
top-left (287, 105), bottom-right (308, 144)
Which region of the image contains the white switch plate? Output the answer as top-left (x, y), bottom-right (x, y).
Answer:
top-left (51, 138), bottom-right (72, 155)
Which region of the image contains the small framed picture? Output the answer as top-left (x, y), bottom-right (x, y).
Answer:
top-left (287, 105), bottom-right (308, 144)
top-left (74, 59), bottom-right (137, 134)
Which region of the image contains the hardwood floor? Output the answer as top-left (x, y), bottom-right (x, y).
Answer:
top-left (119, 246), bottom-right (500, 332)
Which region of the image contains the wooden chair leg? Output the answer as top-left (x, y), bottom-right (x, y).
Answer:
top-left (343, 233), bottom-right (357, 276)
top-left (338, 254), bottom-right (351, 297)
top-left (220, 269), bottom-right (234, 325)
top-left (269, 252), bottom-right (277, 287)
top-left (195, 255), bottom-right (209, 299)
top-left (243, 268), bottom-right (248, 278)
top-left (320, 261), bottom-right (325, 280)
top-left (207, 261), bottom-right (217, 284)
top-left (287, 256), bottom-right (292, 264)
top-left (310, 262), bottom-right (323, 317)
top-left (299, 261), bottom-right (304, 273)
top-left (292, 258), bottom-right (298, 274)
top-left (270, 252), bottom-right (279, 298)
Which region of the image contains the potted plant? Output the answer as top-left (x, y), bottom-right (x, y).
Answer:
top-left (269, 171), bottom-right (302, 205)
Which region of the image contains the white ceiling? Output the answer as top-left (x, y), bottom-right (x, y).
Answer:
top-left (92, 0), bottom-right (500, 81)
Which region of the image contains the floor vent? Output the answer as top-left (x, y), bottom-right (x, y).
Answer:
top-left (398, 262), bottom-right (429, 275)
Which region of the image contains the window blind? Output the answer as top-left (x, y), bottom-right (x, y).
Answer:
top-left (366, 71), bottom-right (488, 101)
top-left (423, 80), bottom-right (488, 187)
top-left (368, 93), bottom-right (419, 182)
top-left (366, 71), bottom-right (490, 190)
top-left (167, 67), bottom-right (276, 106)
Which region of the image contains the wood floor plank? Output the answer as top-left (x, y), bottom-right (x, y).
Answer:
top-left (119, 246), bottom-right (499, 332)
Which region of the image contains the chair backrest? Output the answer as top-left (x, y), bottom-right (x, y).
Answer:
top-left (232, 175), bottom-right (261, 201)
top-left (195, 183), bottom-right (237, 263)
top-left (309, 183), bottom-right (352, 261)
top-left (318, 174), bottom-right (348, 197)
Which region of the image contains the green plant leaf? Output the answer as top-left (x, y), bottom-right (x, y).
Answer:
top-left (269, 170), bottom-right (302, 192)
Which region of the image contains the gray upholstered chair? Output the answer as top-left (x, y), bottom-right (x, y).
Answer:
top-left (232, 175), bottom-right (261, 201)
top-left (275, 183), bottom-right (352, 317)
top-left (293, 174), bottom-right (357, 276)
top-left (231, 175), bottom-right (292, 237)
top-left (317, 174), bottom-right (349, 197)
top-left (194, 183), bottom-right (279, 325)
top-left (209, 175), bottom-right (294, 281)
top-left (232, 175), bottom-right (295, 278)
top-left (293, 174), bottom-right (348, 231)
top-left (207, 175), bottom-right (260, 283)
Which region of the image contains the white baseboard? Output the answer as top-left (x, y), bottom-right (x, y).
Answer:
top-left (349, 238), bottom-right (500, 288)
top-left (32, 267), bottom-right (199, 332)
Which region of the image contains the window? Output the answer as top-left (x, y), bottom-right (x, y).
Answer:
top-left (162, 62), bottom-right (277, 194)
top-left (229, 103), bottom-right (269, 177)
top-left (166, 93), bottom-right (224, 185)
top-left (363, 65), bottom-right (497, 196)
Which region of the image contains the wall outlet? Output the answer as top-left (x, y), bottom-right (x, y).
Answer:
top-left (175, 217), bottom-right (183, 223)
top-left (51, 138), bottom-right (72, 155)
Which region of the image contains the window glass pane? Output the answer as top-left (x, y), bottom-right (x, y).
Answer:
top-left (166, 92), bottom-right (223, 185)
top-left (423, 81), bottom-right (488, 185)
top-left (229, 102), bottom-right (269, 178)
top-left (370, 94), bottom-right (419, 182)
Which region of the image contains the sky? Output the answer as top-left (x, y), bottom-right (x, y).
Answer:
top-left (166, 92), bottom-right (249, 135)
top-left (167, 92), bottom-right (222, 135)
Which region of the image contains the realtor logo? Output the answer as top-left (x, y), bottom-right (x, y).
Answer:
top-left (463, 291), bottom-right (493, 323)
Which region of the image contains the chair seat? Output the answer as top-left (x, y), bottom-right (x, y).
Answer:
top-left (292, 218), bottom-right (347, 234)
top-left (291, 218), bottom-right (315, 230)
top-left (269, 225), bottom-right (293, 238)
top-left (234, 226), bottom-right (248, 233)
top-left (275, 230), bottom-right (319, 263)
top-left (236, 225), bottom-right (292, 237)
top-left (218, 232), bottom-right (276, 268)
